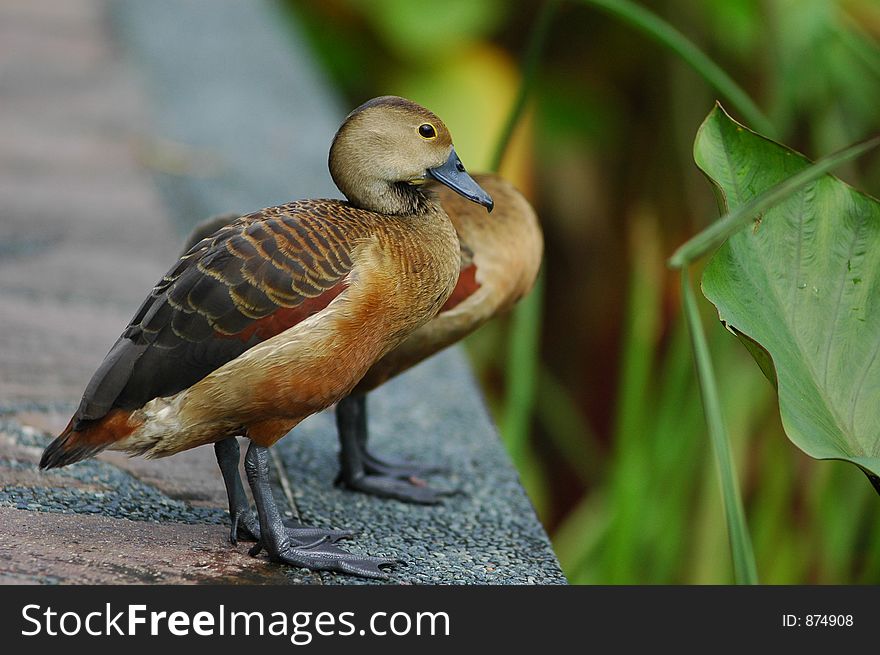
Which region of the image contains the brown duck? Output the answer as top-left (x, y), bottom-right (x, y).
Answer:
top-left (183, 174), bottom-right (542, 506)
top-left (40, 96), bottom-right (493, 578)
top-left (339, 174), bottom-right (542, 501)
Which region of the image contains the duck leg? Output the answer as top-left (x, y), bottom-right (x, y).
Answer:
top-left (335, 393), bottom-right (450, 504)
top-left (215, 437), bottom-right (260, 543)
top-left (214, 438), bottom-right (353, 545)
top-left (244, 441), bottom-right (396, 579)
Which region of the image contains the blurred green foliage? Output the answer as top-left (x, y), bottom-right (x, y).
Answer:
top-left (282, 0), bottom-right (880, 583)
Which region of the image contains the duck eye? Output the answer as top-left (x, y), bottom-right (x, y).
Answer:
top-left (418, 123), bottom-right (437, 139)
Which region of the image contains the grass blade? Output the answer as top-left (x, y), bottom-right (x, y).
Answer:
top-left (501, 272), bottom-right (544, 469)
top-left (494, 1), bottom-right (560, 467)
top-left (491, 0), bottom-right (561, 171)
top-left (575, 0), bottom-right (775, 137)
top-left (681, 268), bottom-right (758, 584)
top-left (536, 365), bottom-right (602, 484)
top-left (601, 211), bottom-right (663, 582)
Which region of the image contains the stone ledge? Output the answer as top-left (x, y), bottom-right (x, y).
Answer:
top-left (0, 0), bottom-right (566, 585)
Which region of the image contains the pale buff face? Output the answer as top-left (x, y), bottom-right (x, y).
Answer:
top-left (329, 96), bottom-right (455, 201)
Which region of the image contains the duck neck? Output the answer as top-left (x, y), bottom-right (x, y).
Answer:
top-left (329, 133), bottom-right (437, 215)
top-left (338, 178), bottom-right (434, 216)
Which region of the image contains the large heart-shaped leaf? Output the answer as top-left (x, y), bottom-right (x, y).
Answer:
top-left (697, 105), bottom-right (880, 482)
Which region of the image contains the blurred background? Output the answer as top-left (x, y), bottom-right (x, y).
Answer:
top-left (276, 0), bottom-right (880, 583)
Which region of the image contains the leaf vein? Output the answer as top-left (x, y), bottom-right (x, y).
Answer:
top-left (822, 206), bottom-right (864, 388)
top-left (850, 329), bottom-right (880, 441)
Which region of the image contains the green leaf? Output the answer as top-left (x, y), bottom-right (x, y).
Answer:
top-left (697, 104), bottom-right (880, 483)
top-left (668, 132), bottom-right (880, 268)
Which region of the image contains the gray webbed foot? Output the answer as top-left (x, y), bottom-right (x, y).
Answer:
top-left (336, 393), bottom-right (455, 504)
top-left (215, 438), bottom-right (354, 546)
top-left (244, 440), bottom-right (400, 579)
top-left (234, 511), bottom-right (354, 546)
top-left (249, 535), bottom-right (397, 579)
top-left (341, 472), bottom-right (454, 505)
top-left (361, 449), bottom-right (446, 479)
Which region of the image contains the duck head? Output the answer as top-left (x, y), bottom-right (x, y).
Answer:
top-left (329, 96), bottom-right (493, 216)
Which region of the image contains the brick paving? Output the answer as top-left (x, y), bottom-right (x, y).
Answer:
top-left (0, 0), bottom-right (290, 584)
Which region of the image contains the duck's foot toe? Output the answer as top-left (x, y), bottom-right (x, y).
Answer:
top-left (339, 473), bottom-right (455, 504)
top-left (361, 451), bottom-right (447, 479)
top-left (229, 509), bottom-right (260, 544)
top-left (282, 518), bottom-right (357, 544)
top-left (232, 512), bottom-right (353, 545)
top-left (255, 537), bottom-right (399, 579)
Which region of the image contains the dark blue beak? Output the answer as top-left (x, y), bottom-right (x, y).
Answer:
top-left (426, 149), bottom-right (494, 212)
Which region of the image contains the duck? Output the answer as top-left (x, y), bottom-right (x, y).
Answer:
top-left (181, 174), bottom-right (542, 506)
top-left (338, 174), bottom-right (542, 502)
top-left (39, 96), bottom-right (494, 579)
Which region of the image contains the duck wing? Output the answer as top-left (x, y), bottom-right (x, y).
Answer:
top-left (73, 200), bottom-right (366, 428)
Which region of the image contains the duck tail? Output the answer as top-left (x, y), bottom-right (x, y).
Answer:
top-left (39, 410), bottom-right (139, 470)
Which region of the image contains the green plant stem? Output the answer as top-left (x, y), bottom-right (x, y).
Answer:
top-left (681, 268), bottom-right (758, 585)
top-left (494, 1), bottom-right (560, 464)
top-left (501, 272), bottom-right (545, 469)
top-left (536, 365), bottom-right (602, 483)
top-left (574, 0), bottom-right (775, 138)
top-left (491, 0), bottom-right (561, 171)
top-left (669, 133), bottom-right (880, 268)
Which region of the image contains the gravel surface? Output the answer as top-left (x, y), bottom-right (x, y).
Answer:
top-left (278, 349), bottom-right (565, 585)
